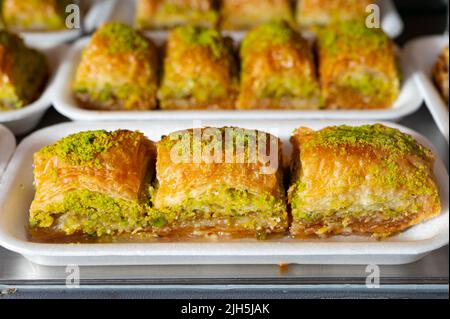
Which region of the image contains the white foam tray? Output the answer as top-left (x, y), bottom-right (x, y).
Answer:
top-left (0, 45), bottom-right (67, 136)
top-left (52, 35), bottom-right (422, 122)
top-left (0, 120), bottom-right (447, 266)
top-left (108, 0), bottom-right (403, 38)
top-left (18, 0), bottom-right (117, 48)
top-left (403, 35), bottom-right (449, 143)
top-left (0, 125), bottom-right (16, 184)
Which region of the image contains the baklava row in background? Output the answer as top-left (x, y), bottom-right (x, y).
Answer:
top-left (0, 30), bottom-right (49, 111)
top-left (0, 0), bottom-right (77, 31)
top-left (29, 124), bottom-right (442, 242)
top-left (135, 0), bottom-right (374, 31)
top-left (74, 21), bottom-right (400, 111)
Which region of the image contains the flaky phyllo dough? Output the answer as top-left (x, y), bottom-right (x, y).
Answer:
top-left (135, 0), bottom-right (218, 30)
top-left (237, 21), bottom-right (321, 110)
top-left (30, 130), bottom-right (156, 237)
top-left (288, 125), bottom-right (441, 238)
top-left (1, 0), bottom-right (71, 31)
top-left (158, 26), bottom-right (238, 110)
top-left (296, 0), bottom-right (373, 29)
top-left (151, 127), bottom-right (288, 238)
top-left (73, 23), bottom-right (159, 111)
top-left (220, 0), bottom-right (295, 30)
top-left (316, 20), bottom-right (400, 109)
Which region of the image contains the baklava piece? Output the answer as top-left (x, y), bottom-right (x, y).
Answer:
top-left (220, 0), bottom-right (295, 30)
top-left (316, 21), bottom-right (400, 109)
top-left (288, 124), bottom-right (441, 238)
top-left (0, 30), bottom-right (48, 110)
top-left (29, 130), bottom-right (156, 238)
top-left (73, 23), bottom-right (159, 111)
top-left (158, 26), bottom-right (238, 110)
top-left (135, 0), bottom-right (218, 30)
top-left (2, 0), bottom-right (71, 31)
top-left (296, 0), bottom-right (372, 29)
top-left (237, 21), bottom-right (321, 110)
top-left (150, 127), bottom-right (288, 238)
top-left (433, 46), bottom-right (449, 104)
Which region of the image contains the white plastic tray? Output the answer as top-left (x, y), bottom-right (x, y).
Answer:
top-left (0, 120), bottom-right (447, 266)
top-left (52, 36), bottom-right (422, 122)
top-left (0, 45), bottom-right (67, 136)
top-left (108, 0), bottom-right (403, 38)
top-left (403, 35), bottom-right (449, 143)
top-left (18, 0), bottom-right (117, 48)
top-left (0, 125), bottom-right (16, 183)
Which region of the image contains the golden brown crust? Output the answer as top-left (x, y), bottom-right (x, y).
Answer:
top-left (135, 0), bottom-right (217, 30)
top-left (288, 125), bottom-right (441, 238)
top-left (220, 0), bottom-right (294, 30)
top-left (31, 131), bottom-right (156, 213)
top-left (73, 23), bottom-right (159, 111)
top-left (316, 22), bottom-right (400, 109)
top-left (237, 23), bottom-right (321, 110)
top-left (433, 46), bottom-right (449, 104)
top-left (2, 0), bottom-right (69, 31)
top-left (155, 127), bottom-right (284, 207)
top-left (158, 27), bottom-right (238, 110)
top-left (297, 0), bottom-right (372, 27)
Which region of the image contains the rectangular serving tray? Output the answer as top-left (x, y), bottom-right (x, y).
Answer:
top-left (0, 120), bottom-right (447, 266)
top-left (52, 33), bottom-right (422, 122)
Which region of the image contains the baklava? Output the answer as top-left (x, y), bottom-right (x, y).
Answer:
top-left (316, 20), bottom-right (400, 109)
top-left (135, 0), bottom-right (218, 30)
top-left (237, 21), bottom-right (321, 110)
top-left (288, 124), bottom-right (441, 238)
top-left (158, 26), bottom-right (238, 110)
top-left (220, 0), bottom-right (295, 30)
top-left (73, 23), bottom-right (159, 111)
top-left (0, 30), bottom-right (48, 111)
top-left (297, 0), bottom-right (372, 29)
top-left (433, 46), bottom-right (449, 104)
top-left (29, 130), bottom-right (156, 238)
top-left (2, 0), bottom-right (71, 31)
top-left (151, 127), bottom-right (288, 238)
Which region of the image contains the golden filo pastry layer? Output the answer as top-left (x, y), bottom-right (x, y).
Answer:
top-left (237, 21), bottom-right (321, 110)
top-left (73, 23), bottom-right (159, 111)
top-left (297, 0), bottom-right (373, 28)
top-left (152, 127), bottom-right (288, 238)
top-left (135, 0), bottom-right (218, 29)
top-left (316, 20), bottom-right (400, 109)
top-left (288, 124), bottom-right (441, 238)
top-left (29, 130), bottom-right (156, 237)
top-left (433, 46), bottom-right (449, 104)
top-left (2, 0), bottom-right (71, 31)
top-left (220, 0), bottom-right (295, 30)
top-left (158, 26), bottom-right (238, 110)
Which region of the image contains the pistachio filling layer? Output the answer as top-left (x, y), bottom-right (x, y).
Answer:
top-left (30, 189), bottom-right (150, 237)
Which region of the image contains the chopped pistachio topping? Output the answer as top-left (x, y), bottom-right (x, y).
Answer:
top-left (241, 21), bottom-right (297, 54)
top-left (174, 25), bottom-right (227, 59)
top-left (302, 125), bottom-right (431, 159)
top-left (317, 20), bottom-right (390, 56)
top-left (37, 130), bottom-right (136, 166)
top-left (95, 22), bottom-right (150, 54)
